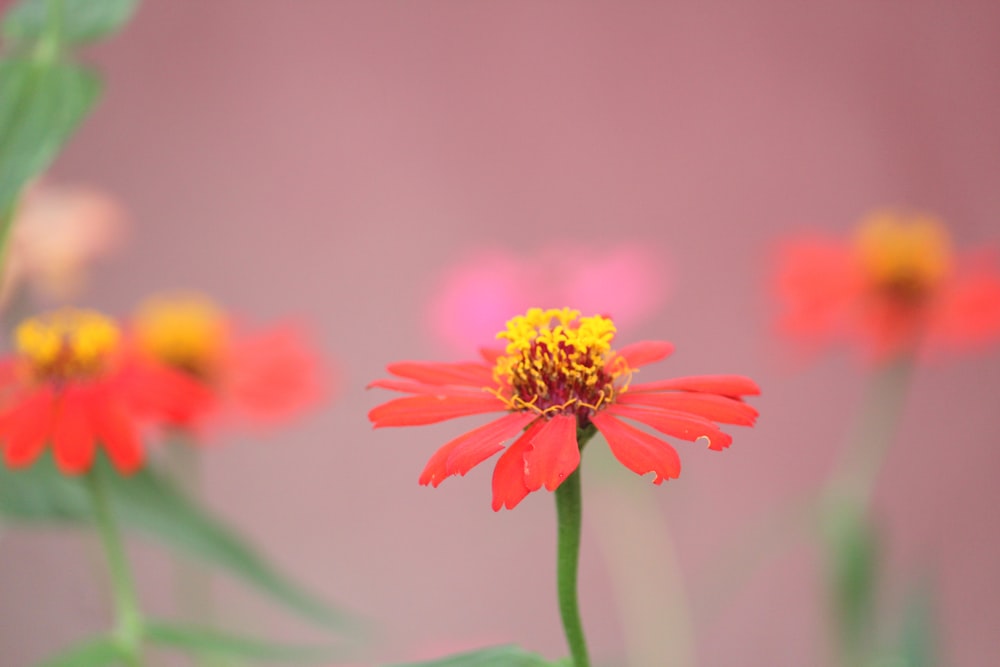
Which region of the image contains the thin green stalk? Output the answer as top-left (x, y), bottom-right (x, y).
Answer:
top-left (554, 427), bottom-right (595, 667)
top-left (86, 465), bottom-right (144, 667)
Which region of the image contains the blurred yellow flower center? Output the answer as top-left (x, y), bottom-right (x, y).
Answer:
top-left (492, 307), bottom-right (629, 417)
top-left (133, 295), bottom-right (228, 378)
top-left (16, 309), bottom-right (120, 380)
top-left (855, 212), bottom-right (953, 301)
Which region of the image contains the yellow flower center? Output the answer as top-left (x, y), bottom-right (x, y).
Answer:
top-left (133, 295), bottom-right (228, 379)
top-left (492, 307), bottom-right (630, 418)
top-left (16, 309), bottom-right (120, 380)
top-left (854, 211), bottom-right (953, 302)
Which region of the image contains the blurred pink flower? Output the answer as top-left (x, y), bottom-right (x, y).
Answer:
top-left (426, 243), bottom-right (670, 353)
top-left (1, 183), bottom-right (125, 307)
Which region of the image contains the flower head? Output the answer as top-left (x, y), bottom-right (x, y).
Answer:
top-left (1, 183), bottom-right (125, 308)
top-left (130, 293), bottom-right (326, 432)
top-left (0, 309), bottom-right (208, 474)
top-left (370, 308), bottom-right (759, 510)
top-left (774, 211), bottom-right (1000, 361)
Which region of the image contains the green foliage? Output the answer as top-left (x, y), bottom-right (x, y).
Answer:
top-left (144, 621), bottom-right (345, 663)
top-left (0, 57), bottom-right (100, 216)
top-left (897, 580), bottom-right (937, 667)
top-left (387, 645), bottom-right (560, 667)
top-left (33, 635), bottom-right (126, 667)
top-left (3, 0), bottom-right (140, 46)
top-left (0, 454), bottom-right (354, 633)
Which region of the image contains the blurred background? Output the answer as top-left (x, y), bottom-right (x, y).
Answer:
top-left (1, 1), bottom-right (999, 665)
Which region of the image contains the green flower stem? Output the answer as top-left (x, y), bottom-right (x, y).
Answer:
top-left (554, 426), bottom-right (596, 667)
top-left (86, 465), bottom-right (144, 667)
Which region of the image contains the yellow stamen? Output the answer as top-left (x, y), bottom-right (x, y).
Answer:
top-left (133, 294), bottom-right (228, 377)
top-left (16, 309), bottom-right (120, 379)
top-left (855, 211), bottom-right (953, 295)
top-left (492, 308), bottom-right (628, 417)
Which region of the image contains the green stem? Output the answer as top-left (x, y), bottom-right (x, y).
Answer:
top-left (86, 465), bottom-right (144, 667)
top-left (554, 427), bottom-right (595, 667)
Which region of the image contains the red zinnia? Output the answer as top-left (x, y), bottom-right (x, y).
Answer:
top-left (774, 210), bottom-right (1000, 361)
top-left (130, 293), bottom-right (326, 432)
top-left (0, 309), bottom-right (208, 474)
top-left (370, 308), bottom-right (759, 510)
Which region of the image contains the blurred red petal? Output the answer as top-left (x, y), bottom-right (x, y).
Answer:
top-left (524, 414), bottom-right (580, 492)
top-left (93, 399), bottom-right (143, 474)
top-left (591, 412), bottom-right (681, 484)
top-left (1, 388), bottom-right (54, 468)
top-left (50, 387), bottom-right (96, 473)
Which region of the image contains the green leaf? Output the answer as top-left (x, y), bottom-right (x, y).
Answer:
top-left (3, 0), bottom-right (140, 45)
top-left (34, 635), bottom-right (125, 667)
top-left (0, 454), bottom-right (355, 633)
top-left (0, 57), bottom-right (101, 216)
top-left (386, 645), bottom-right (557, 667)
top-left (144, 621), bottom-right (343, 663)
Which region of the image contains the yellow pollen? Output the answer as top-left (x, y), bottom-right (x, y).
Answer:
top-left (133, 294), bottom-right (228, 377)
top-left (15, 309), bottom-right (120, 379)
top-left (855, 211), bottom-right (953, 296)
top-left (492, 308), bottom-right (629, 417)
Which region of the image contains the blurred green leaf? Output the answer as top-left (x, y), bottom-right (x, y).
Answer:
top-left (144, 621), bottom-right (343, 663)
top-left (34, 635), bottom-right (125, 667)
top-left (823, 499), bottom-right (879, 661)
top-left (387, 645), bottom-right (558, 667)
top-left (0, 57), bottom-right (101, 216)
top-left (3, 0), bottom-right (140, 46)
top-left (0, 454), bottom-right (354, 633)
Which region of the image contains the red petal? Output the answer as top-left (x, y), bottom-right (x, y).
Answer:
top-left (629, 375), bottom-right (760, 397)
top-left (617, 391), bottom-right (758, 425)
top-left (524, 414), bottom-right (580, 492)
top-left (367, 379), bottom-right (490, 397)
top-left (590, 412), bottom-right (681, 484)
top-left (1, 388), bottom-right (54, 469)
top-left (369, 394), bottom-right (506, 427)
top-left (605, 404), bottom-right (733, 451)
top-left (615, 340), bottom-right (674, 368)
top-left (417, 412), bottom-right (537, 487)
top-left (492, 419), bottom-right (546, 511)
top-left (386, 361), bottom-right (494, 387)
top-left (51, 387), bottom-right (97, 474)
top-left (479, 348), bottom-right (504, 365)
top-left (93, 398), bottom-right (143, 474)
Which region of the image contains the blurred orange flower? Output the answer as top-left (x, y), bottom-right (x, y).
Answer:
top-left (774, 211), bottom-right (1000, 361)
top-left (0, 309), bottom-right (208, 474)
top-left (370, 308), bottom-right (758, 510)
top-left (1, 183), bottom-right (125, 306)
top-left (130, 293), bottom-right (327, 433)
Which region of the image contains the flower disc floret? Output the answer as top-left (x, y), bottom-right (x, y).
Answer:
top-left (16, 309), bottom-right (120, 381)
top-left (855, 212), bottom-right (953, 303)
top-left (492, 308), bottom-right (628, 419)
top-left (133, 294), bottom-right (228, 379)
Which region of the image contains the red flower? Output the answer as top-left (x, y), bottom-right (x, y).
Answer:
top-left (130, 294), bottom-right (326, 432)
top-left (370, 308), bottom-right (759, 510)
top-left (775, 211), bottom-right (1000, 361)
top-left (0, 309), bottom-right (208, 474)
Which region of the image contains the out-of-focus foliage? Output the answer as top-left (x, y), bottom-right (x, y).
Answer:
top-left (387, 645), bottom-right (566, 667)
top-left (3, 0), bottom-right (139, 45)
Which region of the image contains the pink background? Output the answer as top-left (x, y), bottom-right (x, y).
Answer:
top-left (2, 1), bottom-right (1000, 665)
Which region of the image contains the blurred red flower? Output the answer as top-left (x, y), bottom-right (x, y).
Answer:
top-left (130, 293), bottom-right (327, 433)
top-left (0, 309), bottom-right (208, 474)
top-left (370, 308), bottom-right (758, 510)
top-left (774, 211), bottom-right (1000, 361)
top-left (426, 243), bottom-right (670, 354)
